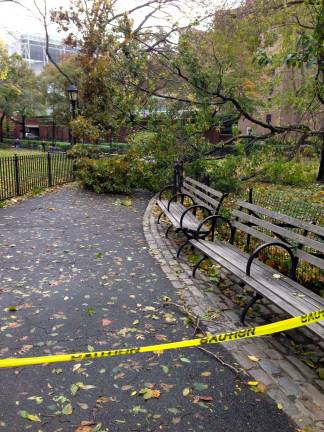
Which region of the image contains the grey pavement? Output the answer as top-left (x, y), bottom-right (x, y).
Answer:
top-left (0, 186), bottom-right (295, 431)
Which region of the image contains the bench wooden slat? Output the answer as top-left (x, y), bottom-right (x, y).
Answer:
top-left (232, 209), bottom-right (324, 254)
top-left (232, 220), bottom-right (324, 270)
top-left (185, 177), bottom-right (224, 199)
top-left (200, 239), bottom-right (323, 306)
top-left (181, 186), bottom-right (216, 211)
top-left (156, 200), bottom-right (208, 232)
top-left (190, 239), bottom-right (324, 339)
top-left (192, 239), bottom-right (324, 317)
top-left (182, 182), bottom-right (220, 209)
top-left (237, 200), bottom-right (324, 238)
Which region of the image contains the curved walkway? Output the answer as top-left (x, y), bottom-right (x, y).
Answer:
top-left (0, 186), bottom-right (294, 431)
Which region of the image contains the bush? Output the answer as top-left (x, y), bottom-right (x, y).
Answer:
top-left (260, 159), bottom-right (317, 186)
top-left (207, 156), bottom-right (243, 193)
top-left (76, 155), bottom-right (142, 194)
top-left (67, 143), bottom-right (100, 159)
top-left (55, 142), bottom-right (71, 151)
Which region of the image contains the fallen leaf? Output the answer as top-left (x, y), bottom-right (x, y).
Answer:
top-left (132, 405), bottom-right (147, 414)
top-left (96, 396), bottom-right (111, 405)
top-left (19, 410), bottom-right (41, 422)
top-left (318, 368), bottom-right (324, 380)
top-left (62, 403), bottom-right (73, 415)
top-left (248, 355), bottom-right (259, 362)
top-left (74, 421), bottom-right (95, 432)
top-left (197, 396), bottom-right (213, 402)
top-left (161, 365), bottom-right (169, 374)
top-left (27, 396), bottom-right (43, 405)
top-left (101, 319), bottom-right (112, 327)
top-left (139, 388), bottom-right (161, 400)
top-left (172, 417), bottom-right (181, 425)
top-left (277, 402), bottom-right (284, 410)
top-left (179, 356), bottom-right (191, 364)
top-left (182, 387), bottom-right (190, 396)
top-left (193, 382), bottom-right (208, 391)
top-left (247, 381), bottom-right (259, 386)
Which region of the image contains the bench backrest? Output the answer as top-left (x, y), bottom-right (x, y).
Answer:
top-left (181, 177), bottom-right (227, 213)
top-left (231, 200), bottom-right (324, 270)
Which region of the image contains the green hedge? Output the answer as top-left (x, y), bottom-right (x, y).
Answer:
top-left (0, 139), bottom-right (129, 153)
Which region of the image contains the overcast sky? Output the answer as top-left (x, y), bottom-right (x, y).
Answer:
top-left (0, 0), bottom-right (239, 41)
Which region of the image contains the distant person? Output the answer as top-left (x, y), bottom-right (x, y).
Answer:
top-left (41, 141), bottom-right (46, 152)
top-left (15, 137), bottom-right (20, 149)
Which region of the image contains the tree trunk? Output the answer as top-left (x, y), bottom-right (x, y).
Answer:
top-left (316, 140), bottom-right (324, 183)
top-left (22, 115), bottom-right (26, 139)
top-left (0, 113), bottom-right (5, 143)
top-left (52, 118), bottom-right (55, 145)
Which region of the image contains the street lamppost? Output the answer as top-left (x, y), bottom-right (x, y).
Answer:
top-left (67, 84), bottom-right (78, 146)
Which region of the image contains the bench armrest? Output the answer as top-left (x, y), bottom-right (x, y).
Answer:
top-left (195, 214), bottom-right (234, 240)
top-left (246, 241), bottom-right (298, 280)
top-left (179, 205), bottom-right (212, 229)
top-left (158, 185), bottom-right (177, 200)
top-left (167, 193), bottom-right (195, 211)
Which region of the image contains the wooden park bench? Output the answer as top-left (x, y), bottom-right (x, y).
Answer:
top-left (189, 200), bottom-right (324, 339)
top-left (156, 177), bottom-right (228, 257)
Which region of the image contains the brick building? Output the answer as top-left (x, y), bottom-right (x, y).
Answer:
top-left (12, 116), bottom-right (69, 142)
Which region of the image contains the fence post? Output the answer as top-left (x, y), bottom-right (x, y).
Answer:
top-left (14, 154), bottom-right (20, 196)
top-left (173, 161), bottom-right (179, 196)
top-left (246, 188), bottom-right (253, 250)
top-left (47, 152), bottom-right (52, 187)
top-left (72, 160), bottom-right (77, 180)
top-left (178, 161), bottom-right (184, 188)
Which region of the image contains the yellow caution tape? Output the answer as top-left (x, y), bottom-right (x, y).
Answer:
top-left (0, 309), bottom-right (323, 369)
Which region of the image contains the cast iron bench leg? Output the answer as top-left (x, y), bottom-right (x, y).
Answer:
top-left (177, 238), bottom-right (190, 258)
top-left (166, 225), bottom-right (173, 238)
top-left (157, 212), bottom-right (163, 224)
top-left (193, 255), bottom-right (208, 277)
top-left (240, 292), bottom-right (263, 325)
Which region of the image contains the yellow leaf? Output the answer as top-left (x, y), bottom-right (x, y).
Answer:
top-left (141, 388), bottom-right (161, 400)
top-left (247, 381), bottom-right (259, 386)
top-left (248, 355), bottom-right (259, 362)
top-left (19, 411), bottom-right (41, 422)
top-left (182, 387), bottom-right (190, 396)
top-left (277, 402), bottom-right (284, 410)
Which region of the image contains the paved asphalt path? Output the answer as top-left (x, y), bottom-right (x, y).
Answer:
top-left (0, 186), bottom-right (295, 432)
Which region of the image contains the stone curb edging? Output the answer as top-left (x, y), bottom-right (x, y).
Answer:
top-left (143, 194), bottom-right (324, 432)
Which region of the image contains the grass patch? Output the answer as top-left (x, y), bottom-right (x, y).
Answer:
top-left (0, 149), bottom-right (43, 157)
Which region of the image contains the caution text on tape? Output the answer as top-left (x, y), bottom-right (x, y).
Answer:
top-left (0, 309), bottom-right (323, 369)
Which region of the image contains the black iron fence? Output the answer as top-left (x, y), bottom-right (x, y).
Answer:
top-left (0, 153), bottom-right (74, 201)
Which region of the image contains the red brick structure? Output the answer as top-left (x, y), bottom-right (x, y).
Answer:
top-left (11, 116), bottom-right (69, 142)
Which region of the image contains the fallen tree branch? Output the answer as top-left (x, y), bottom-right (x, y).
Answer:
top-left (197, 346), bottom-right (242, 375)
top-left (164, 301), bottom-right (243, 374)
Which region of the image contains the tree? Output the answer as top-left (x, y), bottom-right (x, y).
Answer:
top-left (40, 55), bottom-right (82, 141)
top-left (10, 56), bottom-right (44, 138)
top-left (134, 0), bottom-right (324, 180)
top-left (49, 0), bottom-right (186, 140)
top-left (0, 47), bottom-right (22, 142)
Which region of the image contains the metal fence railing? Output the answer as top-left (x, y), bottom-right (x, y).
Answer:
top-left (240, 188), bottom-right (323, 293)
top-left (0, 153), bottom-right (74, 201)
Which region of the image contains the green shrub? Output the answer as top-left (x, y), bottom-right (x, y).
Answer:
top-left (261, 159), bottom-right (317, 186)
top-left (67, 144), bottom-right (100, 159)
top-left (207, 156), bottom-right (243, 193)
top-left (55, 142), bottom-right (71, 151)
top-left (76, 155), bottom-right (141, 194)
